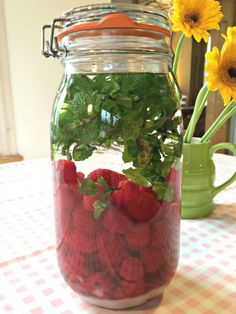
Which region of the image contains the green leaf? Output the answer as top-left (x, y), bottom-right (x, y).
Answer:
top-left (94, 200), bottom-right (107, 220)
top-left (80, 178), bottom-right (98, 196)
top-left (72, 144), bottom-right (95, 161)
top-left (152, 181), bottom-right (174, 202)
top-left (123, 168), bottom-right (152, 187)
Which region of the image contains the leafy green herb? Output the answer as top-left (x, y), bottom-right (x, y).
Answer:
top-left (94, 200), bottom-right (107, 220)
top-left (80, 178), bottom-right (98, 196)
top-left (51, 73), bottom-right (183, 202)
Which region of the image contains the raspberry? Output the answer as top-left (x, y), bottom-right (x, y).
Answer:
top-left (167, 167), bottom-right (182, 202)
top-left (67, 231), bottom-right (97, 254)
top-left (55, 159), bottom-right (78, 184)
top-left (98, 232), bottom-right (125, 276)
top-left (54, 184), bottom-right (75, 243)
top-left (141, 247), bottom-right (161, 273)
top-left (88, 169), bottom-right (126, 188)
top-left (127, 224), bottom-right (150, 249)
top-left (102, 207), bottom-right (132, 234)
top-left (149, 220), bottom-right (167, 248)
top-left (117, 280), bottom-right (145, 298)
top-left (73, 209), bottom-right (99, 238)
top-left (83, 273), bottom-right (113, 298)
top-left (112, 180), bottom-right (161, 222)
top-left (119, 257), bottom-right (144, 282)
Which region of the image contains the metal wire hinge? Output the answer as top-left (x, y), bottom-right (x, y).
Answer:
top-left (41, 18), bottom-right (69, 58)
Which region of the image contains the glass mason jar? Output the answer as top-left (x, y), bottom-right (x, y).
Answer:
top-left (42, 3), bottom-right (183, 310)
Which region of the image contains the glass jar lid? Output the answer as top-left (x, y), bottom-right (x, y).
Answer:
top-left (42, 3), bottom-right (171, 59)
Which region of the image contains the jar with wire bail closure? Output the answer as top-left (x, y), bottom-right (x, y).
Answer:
top-left (42, 3), bottom-right (183, 310)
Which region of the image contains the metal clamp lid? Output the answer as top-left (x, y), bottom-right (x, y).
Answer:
top-left (42, 13), bottom-right (171, 59)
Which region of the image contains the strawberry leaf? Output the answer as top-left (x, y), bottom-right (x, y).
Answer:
top-left (94, 200), bottom-right (107, 220)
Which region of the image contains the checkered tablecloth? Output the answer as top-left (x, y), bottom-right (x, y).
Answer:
top-left (0, 155), bottom-right (236, 314)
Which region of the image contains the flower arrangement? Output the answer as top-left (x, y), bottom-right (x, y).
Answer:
top-left (169, 0), bottom-right (236, 144)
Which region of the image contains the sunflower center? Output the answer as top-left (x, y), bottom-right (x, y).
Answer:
top-left (184, 12), bottom-right (201, 27)
top-left (220, 62), bottom-right (236, 87)
top-left (228, 67), bottom-right (236, 79)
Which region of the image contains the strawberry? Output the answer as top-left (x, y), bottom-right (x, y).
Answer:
top-left (141, 247), bottom-right (161, 273)
top-left (102, 207), bottom-right (132, 234)
top-left (119, 257), bottom-right (144, 282)
top-left (167, 167), bottom-right (182, 202)
top-left (112, 180), bottom-right (161, 222)
top-left (88, 169), bottom-right (126, 188)
top-left (77, 171), bottom-right (84, 183)
top-left (55, 159), bottom-right (78, 184)
top-left (127, 224), bottom-right (150, 249)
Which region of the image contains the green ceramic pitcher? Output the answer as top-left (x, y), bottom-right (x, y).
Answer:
top-left (182, 138), bottom-right (236, 219)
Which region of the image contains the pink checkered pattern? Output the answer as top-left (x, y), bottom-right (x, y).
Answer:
top-left (0, 155), bottom-right (236, 313)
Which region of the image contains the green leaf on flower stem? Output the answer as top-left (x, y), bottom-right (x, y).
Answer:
top-left (80, 179), bottom-right (98, 196)
top-left (123, 168), bottom-right (152, 187)
top-left (72, 144), bottom-right (95, 161)
top-left (94, 200), bottom-right (107, 220)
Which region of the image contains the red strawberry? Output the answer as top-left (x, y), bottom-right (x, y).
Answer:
top-left (141, 247), bottom-right (161, 273)
top-left (83, 273), bottom-right (113, 298)
top-left (119, 257), bottom-right (144, 282)
top-left (88, 169), bottom-right (126, 188)
top-left (102, 207), bottom-right (132, 234)
top-left (127, 224), bottom-right (150, 249)
top-left (112, 180), bottom-right (161, 222)
top-left (77, 171), bottom-right (84, 182)
top-left (167, 167), bottom-right (182, 202)
top-left (55, 159), bottom-right (78, 184)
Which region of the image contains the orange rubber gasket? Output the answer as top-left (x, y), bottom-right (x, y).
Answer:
top-left (57, 13), bottom-right (171, 41)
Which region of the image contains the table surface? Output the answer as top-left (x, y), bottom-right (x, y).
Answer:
top-left (0, 154), bottom-right (236, 314)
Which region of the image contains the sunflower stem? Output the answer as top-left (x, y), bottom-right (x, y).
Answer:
top-left (184, 84), bottom-right (209, 143)
top-left (172, 33), bottom-right (185, 76)
top-left (201, 100), bottom-right (236, 143)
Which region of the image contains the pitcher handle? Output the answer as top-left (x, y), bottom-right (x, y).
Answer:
top-left (209, 143), bottom-right (236, 197)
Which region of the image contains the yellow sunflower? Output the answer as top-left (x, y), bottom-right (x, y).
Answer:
top-left (170, 0), bottom-right (223, 43)
top-left (205, 27), bottom-right (236, 105)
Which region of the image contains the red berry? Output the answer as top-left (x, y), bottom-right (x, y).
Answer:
top-left (77, 171), bottom-right (84, 182)
top-left (55, 159), bottom-right (78, 184)
top-left (112, 180), bottom-right (161, 222)
top-left (83, 273), bottom-right (113, 298)
top-left (88, 169), bottom-right (126, 188)
top-left (119, 257), bottom-right (144, 282)
top-left (73, 209), bottom-right (99, 238)
top-left (102, 207), bottom-right (132, 234)
top-left (67, 231), bottom-right (97, 254)
top-left (167, 167), bottom-right (182, 202)
top-left (117, 280), bottom-right (145, 298)
top-left (141, 247), bottom-right (161, 273)
top-left (127, 224), bottom-right (150, 249)
top-left (98, 232), bottom-right (125, 276)
top-left (150, 220), bottom-right (167, 248)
